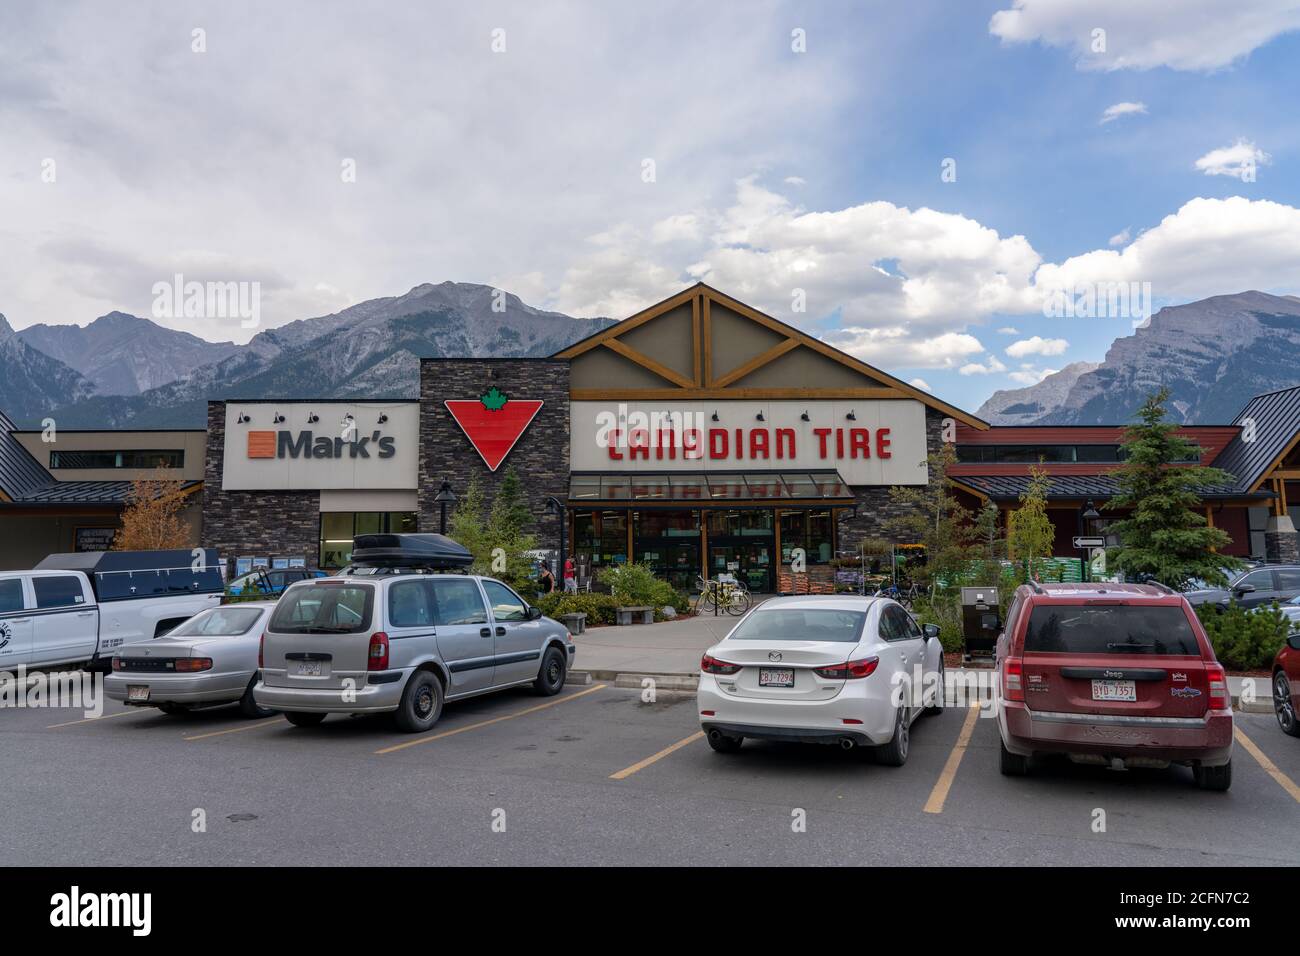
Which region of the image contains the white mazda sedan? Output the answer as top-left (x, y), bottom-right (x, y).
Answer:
top-left (697, 596), bottom-right (945, 766)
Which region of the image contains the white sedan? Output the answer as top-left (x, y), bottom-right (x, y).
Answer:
top-left (697, 596), bottom-right (945, 766)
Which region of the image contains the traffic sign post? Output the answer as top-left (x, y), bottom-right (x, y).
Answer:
top-left (1072, 536), bottom-right (1105, 549)
top-left (1073, 537), bottom-right (1106, 582)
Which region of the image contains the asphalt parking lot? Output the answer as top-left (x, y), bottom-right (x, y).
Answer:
top-left (2, 681), bottom-right (1298, 866)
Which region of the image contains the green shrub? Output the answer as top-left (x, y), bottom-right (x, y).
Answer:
top-left (909, 594), bottom-right (964, 653)
top-left (536, 591), bottom-right (621, 626)
top-left (222, 588), bottom-right (268, 605)
top-left (1195, 602), bottom-right (1290, 671)
top-left (600, 562), bottom-right (661, 606)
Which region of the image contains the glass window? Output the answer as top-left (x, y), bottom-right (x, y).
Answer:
top-left (481, 580), bottom-right (528, 622)
top-left (169, 606), bottom-right (264, 637)
top-left (0, 578), bottom-right (25, 613)
top-left (570, 476), bottom-right (602, 500)
top-left (319, 512), bottom-right (418, 569)
top-left (1238, 569), bottom-right (1274, 591)
top-left (707, 475), bottom-right (749, 499)
top-left (1024, 605), bottom-right (1200, 655)
top-left (1275, 568), bottom-right (1300, 591)
top-left (813, 474), bottom-right (849, 498)
top-left (779, 510), bottom-right (807, 563)
top-left (879, 606), bottom-right (911, 642)
top-left (431, 578), bottom-right (488, 626)
top-left (808, 509), bottom-right (833, 564)
top-left (270, 584), bottom-right (373, 633)
top-left (388, 579), bottom-right (435, 628)
top-left (630, 476), bottom-right (671, 500)
top-left (49, 449), bottom-right (184, 469)
top-left (668, 475), bottom-right (709, 501)
top-left (33, 576), bottom-right (85, 609)
top-left (600, 477), bottom-right (631, 500)
top-left (780, 473), bottom-right (820, 498)
top-left (726, 607), bottom-right (866, 642)
top-left (743, 475), bottom-right (789, 498)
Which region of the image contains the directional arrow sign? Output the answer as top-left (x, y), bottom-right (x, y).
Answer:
top-left (1073, 536), bottom-right (1105, 549)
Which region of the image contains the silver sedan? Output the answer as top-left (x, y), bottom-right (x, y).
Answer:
top-left (104, 602), bottom-right (276, 717)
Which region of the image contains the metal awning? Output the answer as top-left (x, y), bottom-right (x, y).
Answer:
top-left (568, 471), bottom-right (855, 504)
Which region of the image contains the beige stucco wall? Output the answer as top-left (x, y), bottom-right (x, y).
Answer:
top-left (0, 500), bottom-right (202, 571)
top-left (12, 430), bottom-right (207, 482)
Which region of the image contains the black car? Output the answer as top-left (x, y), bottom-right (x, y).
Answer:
top-left (1184, 565), bottom-right (1300, 610)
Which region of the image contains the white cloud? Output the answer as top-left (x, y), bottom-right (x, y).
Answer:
top-left (909, 378), bottom-right (932, 392)
top-left (784, 176), bottom-right (807, 186)
top-left (996, 326), bottom-right (1020, 335)
top-left (1008, 366), bottom-right (1059, 385)
top-left (990, 0), bottom-right (1300, 71)
top-left (1194, 139), bottom-right (1272, 179)
top-left (826, 327), bottom-right (986, 370)
top-left (959, 354), bottom-right (1009, 375)
top-left (1100, 101), bottom-right (1147, 124)
top-left (1108, 228), bottom-right (1131, 247)
top-left (1006, 335), bottom-right (1069, 357)
top-left (650, 214), bottom-right (703, 244)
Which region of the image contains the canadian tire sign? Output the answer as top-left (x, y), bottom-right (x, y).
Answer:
top-left (445, 388), bottom-right (544, 472)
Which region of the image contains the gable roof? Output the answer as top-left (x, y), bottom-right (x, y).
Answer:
top-left (553, 283), bottom-right (987, 428)
top-left (1210, 384), bottom-right (1300, 493)
top-left (0, 409), bottom-right (53, 501)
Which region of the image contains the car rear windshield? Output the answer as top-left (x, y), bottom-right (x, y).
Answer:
top-left (169, 606), bottom-right (264, 637)
top-left (1024, 604), bottom-right (1200, 655)
top-left (269, 584), bottom-right (373, 634)
top-left (728, 608), bottom-right (866, 643)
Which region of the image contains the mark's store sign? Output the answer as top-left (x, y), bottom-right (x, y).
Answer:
top-left (570, 400), bottom-right (930, 486)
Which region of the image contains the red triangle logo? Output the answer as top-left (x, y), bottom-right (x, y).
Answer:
top-left (445, 393), bottom-right (544, 472)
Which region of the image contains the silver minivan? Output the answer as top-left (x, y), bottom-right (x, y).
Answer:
top-left (254, 574), bottom-right (575, 732)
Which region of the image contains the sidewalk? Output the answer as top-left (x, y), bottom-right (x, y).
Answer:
top-left (569, 614), bottom-right (1273, 712)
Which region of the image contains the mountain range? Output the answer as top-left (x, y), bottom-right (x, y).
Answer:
top-left (976, 291), bottom-right (1300, 425)
top-left (3, 285), bottom-right (1298, 430)
top-left (0, 283), bottom-right (615, 428)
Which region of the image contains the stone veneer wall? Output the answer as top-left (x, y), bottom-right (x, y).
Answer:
top-left (201, 401), bottom-right (323, 572)
top-left (419, 359), bottom-right (570, 547)
top-left (837, 407), bottom-right (946, 554)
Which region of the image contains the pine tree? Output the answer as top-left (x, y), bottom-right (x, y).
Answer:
top-left (1007, 465), bottom-right (1054, 583)
top-left (1104, 387), bottom-right (1244, 588)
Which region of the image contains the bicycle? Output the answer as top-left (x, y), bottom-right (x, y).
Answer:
top-left (696, 575), bottom-right (753, 616)
top-left (872, 580), bottom-right (921, 611)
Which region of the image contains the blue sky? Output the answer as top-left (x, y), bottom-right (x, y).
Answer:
top-left (2, 0), bottom-right (1299, 414)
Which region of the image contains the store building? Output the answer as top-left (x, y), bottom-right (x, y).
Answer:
top-left (0, 411), bottom-right (204, 569)
top-left (202, 284), bottom-right (979, 589)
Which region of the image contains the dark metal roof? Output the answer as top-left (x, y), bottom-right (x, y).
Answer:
top-left (8, 479), bottom-right (201, 505)
top-left (1210, 384), bottom-right (1300, 492)
top-left (0, 409), bottom-right (54, 500)
top-left (952, 474), bottom-right (1267, 502)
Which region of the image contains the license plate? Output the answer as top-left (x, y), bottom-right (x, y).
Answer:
top-left (1091, 679), bottom-right (1136, 702)
top-left (759, 667), bottom-right (795, 688)
top-left (295, 661), bottom-right (323, 677)
top-left (127, 685), bottom-right (150, 702)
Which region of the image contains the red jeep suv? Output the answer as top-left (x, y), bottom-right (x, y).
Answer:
top-left (995, 583), bottom-right (1233, 790)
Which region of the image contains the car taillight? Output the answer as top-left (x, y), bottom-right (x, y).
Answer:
top-left (258, 632), bottom-right (265, 668)
top-left (1206, 662), bottom-right (1228, 709)
top-left (701, 654), bottom-right (741, 675)
top-left (368, 631), bottom-right (390, 671)
top-left (111, 657), bottom-right (122, 671)
top-left (174, 658), bottom-right (213, 673)
top-left (814, 657), bottom-right (880, 679)
top-left (1003, 657), bottom-right (1024, 702)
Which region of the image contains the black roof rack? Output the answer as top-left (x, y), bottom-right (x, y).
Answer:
top-left (349, 533), bottom-right (473, 570)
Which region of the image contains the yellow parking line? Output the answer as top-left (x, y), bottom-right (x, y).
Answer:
top-left (183, 717), bottom-right (286, 741)
top-left (46, 709), bottom-right (145, 729)
top-left (1234, 726), bottom-right (1300, 804)
top-left (609, 731), bottom-right (704, 780)
top-left (375, 684), bottom-right (607, 755)
top-left (923, 702), bottom-right (982, 815)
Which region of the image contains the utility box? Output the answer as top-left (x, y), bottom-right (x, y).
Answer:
top-left (960, 586), bottom-right (1001, 664)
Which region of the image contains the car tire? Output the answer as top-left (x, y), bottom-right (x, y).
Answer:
top-left (284, 711), bottom-right (327, 728)
top-left (1274, 672), bottom-right (1300, 737)
top-left (873, 708), bottom-right (909, 766)
top-left (393, 670), bottom-right (443, 733)
top-left (532, 646), bottom-right (567, 696)
top-left (924, 660), bottom-right (945, 716)
top-left (999, 739), bottom-right (1028, 776)
top-left (238, 678), bottom-right (275, 718)
top-left (156, 702), bottom-right (189, 716)
top-left (706, 730), bottom-right (743, 753)
top-left (1193, 760), bottom-right (1232, 791)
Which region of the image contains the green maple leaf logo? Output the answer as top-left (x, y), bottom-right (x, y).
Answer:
top-left (480, 387), bottom-right (509, 411)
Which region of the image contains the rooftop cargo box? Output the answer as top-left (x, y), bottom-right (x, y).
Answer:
top-left (349, 533), bottom-right (473, 570)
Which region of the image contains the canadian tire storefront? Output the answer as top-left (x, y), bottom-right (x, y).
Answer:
top-left (202, 284), bottom-right (982, 590)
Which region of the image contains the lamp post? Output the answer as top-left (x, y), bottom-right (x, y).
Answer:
top-left (1079, 498), bottom-right (1101, 582)
top-left (434, 480), bottom-right (457, 535)
top-left (544, 495), bottom-right (566, 588)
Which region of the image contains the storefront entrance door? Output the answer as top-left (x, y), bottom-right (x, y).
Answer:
top-left (706, 509), bottom-right (775, 592)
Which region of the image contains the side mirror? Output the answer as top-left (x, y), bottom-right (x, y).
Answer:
top-left (923, 623), bottom-right (941, 639)
top-left (1234, 583), bottom-right (1256, 595)
top-left (1288, 633), bottom-right (1300, 651)
top-left (527, 605), bottom-right (544, 621)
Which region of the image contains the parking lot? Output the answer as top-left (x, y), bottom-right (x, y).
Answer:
top-left (2, 679), bottom-right (1297, 866)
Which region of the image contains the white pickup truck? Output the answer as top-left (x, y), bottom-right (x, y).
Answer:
top-left (0, 549), bottom-right (224, 673)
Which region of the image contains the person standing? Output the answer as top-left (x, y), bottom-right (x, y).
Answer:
top-left (538, 560), bottom-right (556, 595)
top-left (563, 556), bottom-right (578, 593)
